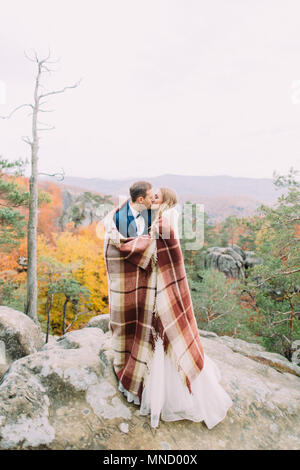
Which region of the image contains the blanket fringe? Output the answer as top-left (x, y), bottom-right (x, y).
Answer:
top-left (151, 247), bottom-right (157, 270)
top-left (140, 335), bottom-right (155, 401)
top-left (150, 326), bottom-right (157, 352)
top-left (151, 313), bottom-right (170, 354)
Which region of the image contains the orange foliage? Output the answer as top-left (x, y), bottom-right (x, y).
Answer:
top-left (37, 181), bottom-right (63, 242)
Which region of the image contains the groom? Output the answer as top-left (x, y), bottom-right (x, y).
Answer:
top-left (104, 180), bottom-right (158, 403)
top-left (114, 180), bottom-right (155, 237)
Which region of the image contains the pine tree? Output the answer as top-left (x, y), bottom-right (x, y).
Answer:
top-left (0, 157), bottom-right (29, 251)
top-left (245, 167), bottom-right (300, 358)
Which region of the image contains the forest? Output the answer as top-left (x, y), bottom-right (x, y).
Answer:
top-left (0, 158), bottom-right (299, 361)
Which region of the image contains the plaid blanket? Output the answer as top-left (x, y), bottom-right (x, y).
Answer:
top-left (104, 201), bottom-right (204, 402)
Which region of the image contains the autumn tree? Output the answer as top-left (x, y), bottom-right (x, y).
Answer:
top-left (37, 181), bottom-right (63, 242)
top-left (37, 224), bottom-right (109, 336)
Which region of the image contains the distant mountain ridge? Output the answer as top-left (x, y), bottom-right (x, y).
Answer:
top-left (38, 173), bottom-right (281, 223)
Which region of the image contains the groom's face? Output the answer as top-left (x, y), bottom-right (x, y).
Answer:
top-left (136, 188), bottom-right (155, 210)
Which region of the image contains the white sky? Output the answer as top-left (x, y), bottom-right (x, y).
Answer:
top-left (1, 0), bottom-right (300, 180)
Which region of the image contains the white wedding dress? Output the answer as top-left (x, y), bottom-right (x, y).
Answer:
top-left (117, 206), bottom-right (233, 429)
top-left (119, 335), bottom-right (233, 429)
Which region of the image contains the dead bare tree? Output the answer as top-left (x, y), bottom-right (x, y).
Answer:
top-left (0, 48), bottom-right (82, 325)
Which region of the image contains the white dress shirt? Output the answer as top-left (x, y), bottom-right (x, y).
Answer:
top-left (129, 203), bottom-right (145, 236)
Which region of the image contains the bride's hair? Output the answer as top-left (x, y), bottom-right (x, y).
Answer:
top-left (151, 188), bottom-right (178, 238)
top-left (158, 187), bottom-right (178, 212)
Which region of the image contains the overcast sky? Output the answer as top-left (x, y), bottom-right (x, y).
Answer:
top-left (1, 0), bottom-right (300, 180)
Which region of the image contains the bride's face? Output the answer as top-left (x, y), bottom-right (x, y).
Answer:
top-left (151, 189), bottom-right (163, 209)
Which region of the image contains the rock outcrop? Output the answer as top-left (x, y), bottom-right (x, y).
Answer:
top-left (0, 306), bottom-right (44, 363)
top-left (204, 245), bottom-right (263, 279)
top-left (58, 190), bottom-right (113, 230)
top-left (0, 308), bottom-right (299, 450)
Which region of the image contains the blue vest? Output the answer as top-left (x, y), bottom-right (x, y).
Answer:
top-left (114, 200), bottom-right (153, 237)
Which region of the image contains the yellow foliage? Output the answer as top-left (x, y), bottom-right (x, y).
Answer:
top-left (37, 222), bottom-right (109, 334)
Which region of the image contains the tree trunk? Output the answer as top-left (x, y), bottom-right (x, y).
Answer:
top-left (45, 293), bottom-right (53, 343)
top-left (25, 66), bottom-right (40, 325)
top-left (62, 297), bottom-right (69, 335)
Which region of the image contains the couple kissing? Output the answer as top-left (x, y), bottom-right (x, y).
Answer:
top-left (103, 180), bottom-right (232, 430)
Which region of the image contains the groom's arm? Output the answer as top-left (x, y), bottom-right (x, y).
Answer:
top-left (117, 235), bottom-right (155, 271)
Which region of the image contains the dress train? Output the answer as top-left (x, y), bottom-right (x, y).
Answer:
top-left (118, 335), bottom-right (233, 429)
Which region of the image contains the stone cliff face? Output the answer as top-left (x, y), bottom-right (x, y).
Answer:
top-left (0, 306), bottom-right (299, 450)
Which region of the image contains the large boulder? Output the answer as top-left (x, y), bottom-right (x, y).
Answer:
top-left (205, 245), bottom-right (245, 279)
top-left (204, 245), bottom-right (264, 279)
top-left (0, 307), bottom-right (44, 363)
top-left (59, 190), bottom-right (113, 230)
top-left (85, 314), bottom-right (110, 333)
top-left (217, 335), bottom-right (300, 377)
top-left (0, 319), bottom-right (299, 450)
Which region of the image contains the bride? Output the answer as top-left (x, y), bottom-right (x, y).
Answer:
top-left (118, 187), bottom-right (233, 430)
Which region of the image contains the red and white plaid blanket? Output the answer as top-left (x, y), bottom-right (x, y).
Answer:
top-left (104, 201), bottom-right (204, 402)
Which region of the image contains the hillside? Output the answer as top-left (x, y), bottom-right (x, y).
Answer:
top-left (38, 173), bottom-right (281, 223)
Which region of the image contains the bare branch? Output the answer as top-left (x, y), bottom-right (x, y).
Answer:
top-left (38, 109), bottom-right (55, 113)
top-left (273, 310), bottom-right (300, 317)
top-left (40, 65), bottom-right (58, 75)
top-left (256, 268), bottom-right (300, 287)
top-left (24, 48), bottom-right (60, 75)
top-left (209, 311), bottom-right (231, 323)
top-left (282, 335), bottom-right (292, 345)
top-left (289, 290), bottom-right (300, 298)
top-left (271, 318), bottom-right (291, 326)
top-left (38, 168), bottom-right (65, 181)
top-left (36, 48), bottom-right (51, 67)
top-left (39, 78), bottom-right (83, 100)
top-left (65, 311), bottom-right (83, 333)
top-left (21, 136), bottom-right (33, 146)
top-left (41, 56), bottom-right (61, 65)
top-left (0, 103), bottom-right (33, 120)
top-left (39, 101), bottom-right (50, 107)
top-left (37, 126), bottom-right (55, 131)
top-left (24, 49), bottom-right (38, 63)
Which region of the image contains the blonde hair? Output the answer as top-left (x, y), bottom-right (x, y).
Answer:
top-left (159, 187), bottom-right (178, 211)
top-left (150, 187), bottom-right (178, 239)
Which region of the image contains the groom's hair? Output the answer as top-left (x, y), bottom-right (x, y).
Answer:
top-left (130, 181), bottom-right (152, 202)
